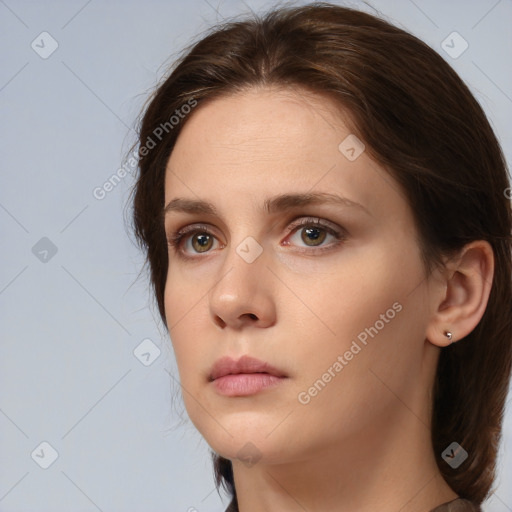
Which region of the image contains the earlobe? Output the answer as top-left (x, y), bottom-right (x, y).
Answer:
top-left (444, 331), bottom-right (453, 343)
top-left (426, 241), bottom-right (494, 348)
top-left (427, 326), bottom-right (456, 348)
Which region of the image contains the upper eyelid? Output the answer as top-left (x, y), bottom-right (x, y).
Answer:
top-left (169, 216), bottom-right (341, 238)
top-left (287, 217), bottom-right (340, 231)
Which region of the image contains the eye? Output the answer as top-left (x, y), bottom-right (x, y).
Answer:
top-left (166, 217), bottom-right (346, 260)
top-left (283, 217), bottom-right (346, 252)
top-left (167, 224), bottom-right (221, 257)
top-left (185, 232), bottom-right (217, 253)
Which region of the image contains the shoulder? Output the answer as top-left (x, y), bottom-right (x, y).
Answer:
top-left (430, 498), bottom-right (482, 511)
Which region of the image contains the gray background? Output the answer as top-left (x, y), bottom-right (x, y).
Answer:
top-left (1, 0), bottom-right (511, 511)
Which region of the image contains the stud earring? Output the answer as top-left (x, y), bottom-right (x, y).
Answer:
top-left (444, 331), bottom-right (453, 342)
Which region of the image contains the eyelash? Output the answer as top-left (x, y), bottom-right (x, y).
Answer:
top-left (166, 217), bottom-right (347, 260)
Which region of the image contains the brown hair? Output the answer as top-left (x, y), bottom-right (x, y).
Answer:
top-left (129, 2), bottom-right (512, 508)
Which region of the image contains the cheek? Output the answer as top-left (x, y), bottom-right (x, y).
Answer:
top-left (290, 242), bottom-right (420, 340)
top-left (290, 238), bottom-right (427, 391)
top-left (163, 274), bottom-right (202, 384)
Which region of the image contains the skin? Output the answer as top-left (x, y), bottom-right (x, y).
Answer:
top-left (162, 87), bottom-right (494, 512)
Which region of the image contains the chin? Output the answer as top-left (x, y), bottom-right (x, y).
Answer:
top-left (198, 421), bottom-right (288, 465)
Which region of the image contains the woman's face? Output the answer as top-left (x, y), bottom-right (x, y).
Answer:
top-left (163, 87), bottom-right (437, 464)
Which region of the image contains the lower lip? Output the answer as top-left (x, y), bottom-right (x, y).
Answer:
top-left (212, 373), bottom-right (286, 396)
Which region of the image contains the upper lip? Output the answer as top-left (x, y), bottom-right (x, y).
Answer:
top-left (209, 355), bottom-right (287, 381)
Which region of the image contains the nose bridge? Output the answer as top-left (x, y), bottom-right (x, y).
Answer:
top-left (208, 233), bottom-right (274, 327)
top-left (215, 233), bottom-right (266, 298)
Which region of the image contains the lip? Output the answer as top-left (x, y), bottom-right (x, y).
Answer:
top-left (209, 355), bottom-right (288, 396)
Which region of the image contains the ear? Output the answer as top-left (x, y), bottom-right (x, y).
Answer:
top-left (426, 240), bottom-right (494, 347)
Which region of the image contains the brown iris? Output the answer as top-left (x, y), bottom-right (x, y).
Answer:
top-left (191, 233), bottom-right (213, 253)
top-left (301, 226), bottom-right (327, 246)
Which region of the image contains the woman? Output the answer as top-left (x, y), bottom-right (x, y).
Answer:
top-left (130, 3), bottom-right (512, 511)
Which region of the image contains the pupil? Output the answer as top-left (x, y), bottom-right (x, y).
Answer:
top-left (192, 233), bottom-right (212, 252)
top-left (197, 234), bottom-right (209, 246)
top-left (306, 228), bottom-right (320, 240)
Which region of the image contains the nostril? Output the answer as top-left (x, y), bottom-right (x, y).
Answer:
top-left (215, 316), bottom-right (227, 328)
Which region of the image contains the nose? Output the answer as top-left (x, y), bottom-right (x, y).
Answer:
top-left (208, 240), bottom-right (276, 330)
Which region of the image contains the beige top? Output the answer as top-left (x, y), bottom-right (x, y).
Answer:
top-left (431, 498), bottom-right (482, 511)
top-left (224, 497), bottom-right (481, 511)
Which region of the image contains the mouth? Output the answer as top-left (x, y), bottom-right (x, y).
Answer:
top-left (209, 355), bottom-right (288, 396)
top-left (209, 354), bottom-right (287, 380)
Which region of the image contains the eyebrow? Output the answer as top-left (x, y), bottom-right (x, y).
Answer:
top-left (162, 192), bottom-right (371, 218)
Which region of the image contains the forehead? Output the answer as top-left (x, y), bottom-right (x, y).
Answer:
top-left (168, 87), bottom-right (351, 159)
top-left (164, 87), bottom-right (408, 223)
top-left (166, 88), bottom-right (355, 185)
